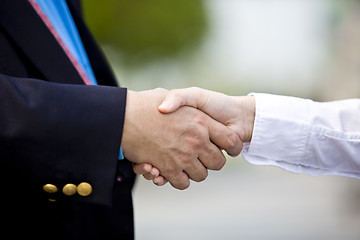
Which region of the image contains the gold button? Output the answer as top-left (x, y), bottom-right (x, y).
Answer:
top-left (43, 184), bottom-right (58, 194)
top-left (62, 183), bottom-right (77, 196)
top-left (77, 182), bottom-right (92, 197)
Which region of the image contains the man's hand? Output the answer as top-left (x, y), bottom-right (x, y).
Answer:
top-left (133, 87), bottom-right (256, 186)
top-left (122, 88), bottom-right (243, 190)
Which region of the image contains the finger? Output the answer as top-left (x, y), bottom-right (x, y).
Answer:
top-left (153, 176), bottom-right (168, 186)
top-left (158, 91), bottom-right (184, 113)
top-left (133, 163), bottom-right (152, 175)
top-left (142, 166), bottom-right (161, 180)
top-left (206, 117), bottom-right (243, 157)
top-left (198, 141), bottom-right (227, 171)
top-left (143, 172), bottom-right (155, 180)
top-left (168, 171), bottom-right (190, 190)
top-left (151, 167), bottom-right (160, 177)
top-left (183, 158), bottom-right (208, 182)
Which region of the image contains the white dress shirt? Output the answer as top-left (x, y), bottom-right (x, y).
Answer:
top-left (241, 93), bottom-right (360, 179)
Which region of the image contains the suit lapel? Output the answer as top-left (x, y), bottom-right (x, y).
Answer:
top-left (0, 0), bottom-right (84, 85)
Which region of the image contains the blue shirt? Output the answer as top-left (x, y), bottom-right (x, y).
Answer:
top-left (33, 0), bottom-right (124, 159)
top-left (34, 0), bottom-right (98, 86)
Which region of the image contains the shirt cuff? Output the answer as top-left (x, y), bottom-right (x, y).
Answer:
top-left (241, 93), bottom-right (312, 174)
top-left (118, 146), bottom-right (124, 160)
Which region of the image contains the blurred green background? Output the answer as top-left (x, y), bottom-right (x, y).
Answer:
top-left (83, 0), bottom-right (208, 67)
top-left (83, 0), bottom-right (360, 239)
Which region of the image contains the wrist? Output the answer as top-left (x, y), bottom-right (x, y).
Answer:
top-left (120, 88), bottom-right (169, 163)
top-left (121, 90), bottom-right (144, 162)
top-left (235, 95), bottom-right (255, 142)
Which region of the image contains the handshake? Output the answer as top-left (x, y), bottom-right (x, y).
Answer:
top-left (121, 87), bottom-right (255, 190)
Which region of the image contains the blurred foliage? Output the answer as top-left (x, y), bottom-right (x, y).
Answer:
top-left (82, 0), bottom-right (208, 67)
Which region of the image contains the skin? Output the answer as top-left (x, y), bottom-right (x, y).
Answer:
top-left (132, 87), bottom-right (256, 187)
top-left (121, 88), bottom-right (243, 190)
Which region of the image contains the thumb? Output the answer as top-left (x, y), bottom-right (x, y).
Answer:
top-left (158, 88), bottom-right (195, 113)
top-left (158, 87), bottom-right (205, 113)
top-left (158, 95), bottom-right (181, 113)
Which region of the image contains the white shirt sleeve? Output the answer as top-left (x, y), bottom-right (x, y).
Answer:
top-left (241, 93), bottom-right (360, 179)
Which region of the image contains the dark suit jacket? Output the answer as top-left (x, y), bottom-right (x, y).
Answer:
top-left (0, 0), bottom-right (135, 239)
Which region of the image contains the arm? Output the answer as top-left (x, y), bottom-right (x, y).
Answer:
top-left (1, 75), bottom-right (242, 202)
top-left (136, 87), bottom-right (360, 183)
top-left (242, 93), bottom-right (360, 178)
top-left (0, 73), bottom-right (126, 206)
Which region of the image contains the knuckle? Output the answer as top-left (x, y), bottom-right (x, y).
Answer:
top-left (189, 136), bottom-right (203, 149)
top-left (180, 157), bottom-right (192, 168)
top-left (154, 87), bottom-right (169, 95)
top-left (169, 89), bottom-right (181, 98)
top-left (189, 86), bottom-right (200, 91)
top-left (193, 114), bottom-right (207, 127)
top-left (188, 87), bottom-right (199, 94)
top-left (154, 87), bottom-right (166, 92)
top-left (184, 129), bottom-right (205, 149)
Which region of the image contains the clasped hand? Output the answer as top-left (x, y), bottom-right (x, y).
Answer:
top-left (122, 88), bottom-right (255, 190)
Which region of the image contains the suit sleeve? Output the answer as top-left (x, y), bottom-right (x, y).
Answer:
top-left (0, 73), bottom-right (127, 206)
